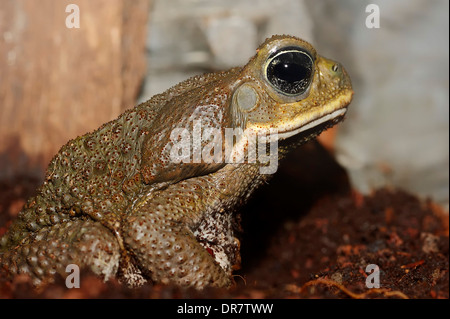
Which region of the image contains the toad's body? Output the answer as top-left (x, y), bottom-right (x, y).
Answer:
top-left (0, 35), bottom-right (352, 288)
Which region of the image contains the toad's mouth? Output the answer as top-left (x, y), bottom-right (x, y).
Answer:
top-left (277, 108), bottom-right (347, 140)
top-left (245, 89), bottom-right (353, 141)
top-left (275, 89), bottom-right (353, 140)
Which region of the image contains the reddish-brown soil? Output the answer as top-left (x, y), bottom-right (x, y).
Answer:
top-left (0, 142), bottom-right (448, 299)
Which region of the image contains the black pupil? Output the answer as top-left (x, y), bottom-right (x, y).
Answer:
top-left (266, 50), bottom-right (313, 95)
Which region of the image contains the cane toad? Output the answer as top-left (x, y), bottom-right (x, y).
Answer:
top-left (0, 35), bottom-right (353, 288)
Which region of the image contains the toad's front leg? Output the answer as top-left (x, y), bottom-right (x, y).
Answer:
top-left (122, 201), bottom-right (231, 289)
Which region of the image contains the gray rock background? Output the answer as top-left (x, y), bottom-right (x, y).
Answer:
top-left (138, 0), bottom-right (449, 209)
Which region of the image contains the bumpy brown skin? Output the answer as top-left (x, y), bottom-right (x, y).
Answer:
top-left (0, 35), bottom-right (353, 289)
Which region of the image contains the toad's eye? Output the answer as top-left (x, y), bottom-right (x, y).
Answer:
top-left (265, 47), bottom-right (314, 96)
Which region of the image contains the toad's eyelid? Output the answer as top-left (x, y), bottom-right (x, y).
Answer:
top-left (267, 46), bottom-right (315, 62)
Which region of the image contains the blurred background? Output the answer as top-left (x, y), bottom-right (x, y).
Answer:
top-left (0, 0), bottom-right (448, 209)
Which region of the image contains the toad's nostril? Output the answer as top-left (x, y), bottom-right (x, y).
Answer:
top-left (332, 63), bottom-right (340, 73)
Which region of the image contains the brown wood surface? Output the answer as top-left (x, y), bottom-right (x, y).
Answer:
top-left (0, 0), bottom-right (150, 178)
